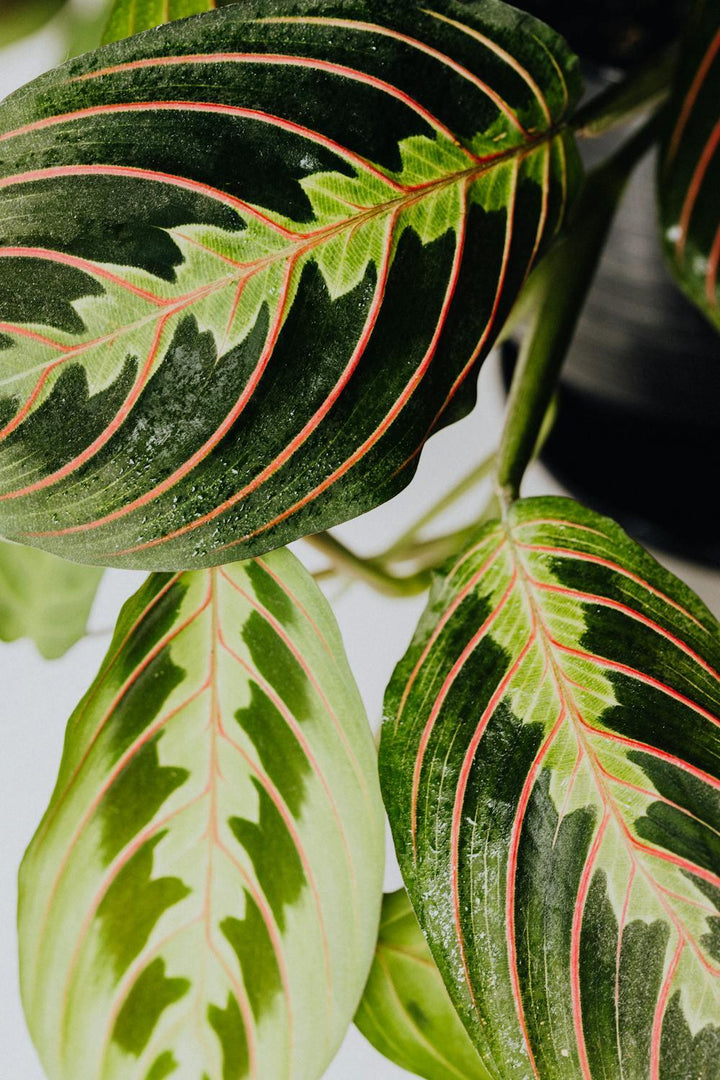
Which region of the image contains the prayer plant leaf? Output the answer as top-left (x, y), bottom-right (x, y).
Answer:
top-left (659, 0), bottom-right (720, 330)
top-left (0, 540), bottom-right (102, 657)
top-left (19, 548), bottom-right (384, 1079)
top-left (0, 0), bottom-right (68, 46)
top-left (355, 888), bottom-right (491, 1080)
top-left (0, 0), bottom-right (581, 570)
top-left (103, 0), bottom-right (236, 45)
top-left (380, 497), bottom-right (720, 1079)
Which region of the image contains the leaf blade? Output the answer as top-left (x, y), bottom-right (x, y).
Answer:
top-left (19, 549), bottom-right (384, 1078)
top-left (381, 497), bottom-right (720, 1078)
top-left (0, 0), bottom-right (68, 45)
top-left (0, 0), bottom-right (581, 569)
top-left (355, 889), bottom-right (491, 1080)
top-left (0, 541), bottom-right (102, 657)
top-left (102, 0), bottom-right (219, 44)
top-left (659, 0), bottom-right (720, 329)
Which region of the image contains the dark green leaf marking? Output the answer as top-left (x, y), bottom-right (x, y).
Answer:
top-left (113, 960), bottom-right (190, 1057)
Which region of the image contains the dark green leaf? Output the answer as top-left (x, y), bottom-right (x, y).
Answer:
top-left (355, 889), bottom-right (490, 1080)
top-left (381, 497), bottom-right (720, 1078)
top-left (659, 0), bottom-right (720, 329)
top-left (0, 0), bottom-right (581, 569)
top-left (0, 541), bottom-right (102, 657)
top-left (19, 548), bottom-right (384, 1078)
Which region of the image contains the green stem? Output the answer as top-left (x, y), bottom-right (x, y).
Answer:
top-left (401, 498), bottom-right (502, 566)
top-left (385, 450), bottom-right (496, 559)
top-left (571, 47), bottom-right (676, 138)
top-left (304, 532), bottom-right (431, 596)
top-left (392, 521), bottom-right (485, 569)
top-left (309, 490), bottom-right (503, 589)
top-left (495, 108), bottom-right (665, 504)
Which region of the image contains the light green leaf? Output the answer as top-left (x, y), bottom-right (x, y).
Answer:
top-left (0, 540), bottom-right (102, 657)
top-left (0, 0), bottom-right (68, 45)
top-left (355, 889), bottom-right (491, 1080)
top-left (19, 548), bottom-right (384, 1078)
top-left (102, 0), bottom-right (237, 45)
top-left (381, 497), bottom-right (720, 1078)
top-left (0, 0), bottom-right (581, 569)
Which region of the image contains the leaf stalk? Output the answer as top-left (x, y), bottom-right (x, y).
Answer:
top-left (571, 47), bottom-right (677, 138)
top-left (304, 532), bottom-right (432, 596)
top-left (495, 107), bottom-right (667, 504)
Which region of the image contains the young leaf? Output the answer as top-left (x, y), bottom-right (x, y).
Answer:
top-left (103, 0), bottom-right (236, 45)
top-left (0, 0), bottom-right (581, 570)
top-left (381, 497), bottom-right (720, 1078)
top-left (355, 889), bottom-right (491, 1080)
top-left (659, 0), bottom-right (720, 329)
top-left (19, 549), bottom-right (384, 1079)
top-left (0, 0), bottom-right (67, 46)
top-left (0, 541), bottom-right (102, 658)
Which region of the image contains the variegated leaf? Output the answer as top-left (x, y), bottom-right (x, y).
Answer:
top-left (0, 0), bottom-right (581, 569)
top-left (19, 547), bottom-right (384, 1079)
top-left (660, 0), bottom-right (720, 329)
top-left (0, 540), bottom-right (102, 657)
top-left (355, 888), bottom-right (490, 1080)
top-left (381, 497), bottom-right (720, 1079)
top-left (103, 0), bottom-right (236, 45)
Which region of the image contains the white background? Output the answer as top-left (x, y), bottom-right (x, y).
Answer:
top-left (2, 5), bottom-right (719, 1078)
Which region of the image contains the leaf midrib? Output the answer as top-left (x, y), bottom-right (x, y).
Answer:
top-left (505, 518), bottom-right (720, 1004)
top-left (82, 571), bottom-right (299, 1078)
top-left (6, 124), bottom-right (558, 380)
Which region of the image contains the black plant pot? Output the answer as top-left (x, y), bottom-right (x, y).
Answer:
top-left (512, 143), bottom-right (720, 567)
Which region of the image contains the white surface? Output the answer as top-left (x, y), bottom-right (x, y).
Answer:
top-left (2, 12), bottom-right (720, 1079)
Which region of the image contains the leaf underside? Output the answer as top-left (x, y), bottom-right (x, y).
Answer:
top-left (355, 888), bottom-right (491, 1080)
top-left (0, 0), bottom-right (580, 570)
top-left (0, 540), bottom-right (102, 657)
top-left (19, 548), bottom-right (384, 1079)
top-left (381, 497), bottom-right (720, 1079)
top-left (659, 0), bottom-right (720, 329)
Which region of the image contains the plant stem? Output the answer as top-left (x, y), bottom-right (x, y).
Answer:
top-left (393, 521), bottom-right (485, 568)
top-left (309, 402), bottom-right (558, 588)
top-left (304, 532), bottom-right (432, 596)
top-left (495, 108), bottom-right (665, 504)
top-left (401, 498), bottom-right (502, 565)
top-left (571, 47), bottom-right (676, 138)
top-left (385, 451), bottom-right (496, 559)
